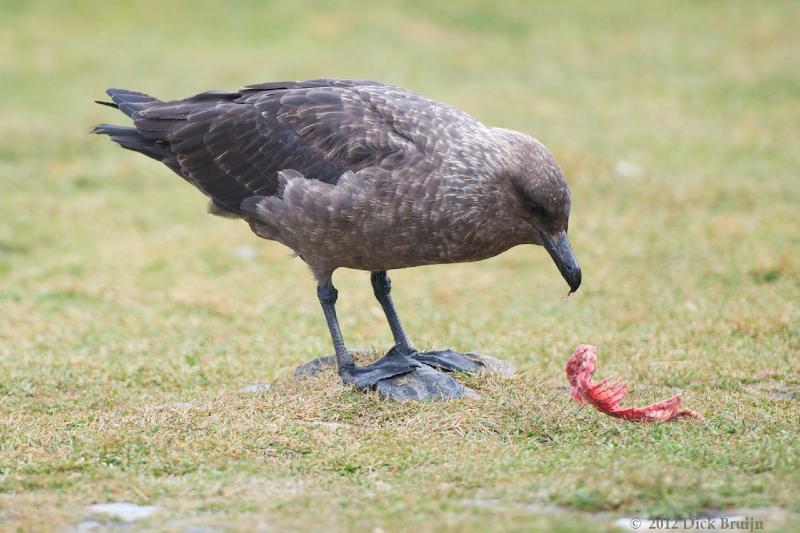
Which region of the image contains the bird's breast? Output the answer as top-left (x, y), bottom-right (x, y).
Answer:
top-left (308, 182), bottom-right (525, 272)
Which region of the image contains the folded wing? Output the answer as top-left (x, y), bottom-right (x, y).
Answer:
top-left (124, 79), bottom-right (445, 213)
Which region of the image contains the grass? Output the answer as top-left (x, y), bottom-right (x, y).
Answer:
top-left (1, 0), bottom-right (799, 531)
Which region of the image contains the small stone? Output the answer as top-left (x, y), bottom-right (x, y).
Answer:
top-left (294, 350), bottom-right (380, 380)
top-left (614, 160), bottom-right (643, 178)
top-left (463, 352), bottom-right (516, 377)
top-left (768, 390), bottom-right (795, 400)
top-left (86, 502), bottom-right (160, 522)
top-left (233, 244), bottom-right (256, 261)
top-left (239, 383), bottom-right (271, 394)
top-left (73, 520), bottom-right (103, 532)
top-left (294, 355), bottom-right (337, 380)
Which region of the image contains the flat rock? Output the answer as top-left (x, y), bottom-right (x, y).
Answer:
top-left (294, 355), bottom-right (337, 380)
top-left (86, 502), bottom-right (160, 522)
top-left (374, 364), bottom-right (480, 401)
top-left (293, 349), bottom-right (515, 401)
top-left (461, 352), bottom-right (516, 377)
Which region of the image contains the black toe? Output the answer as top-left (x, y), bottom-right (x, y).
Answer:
top-left (411, 349), bottom-right (485, 373)
top-left (341, 345), bottom-right (420, 389)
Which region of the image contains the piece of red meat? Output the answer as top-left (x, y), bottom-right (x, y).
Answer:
top-left (566, 344), bottom-right (702, 422)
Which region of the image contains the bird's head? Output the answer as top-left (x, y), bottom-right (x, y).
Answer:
top-left (503, 132), bottom-right (582, 294)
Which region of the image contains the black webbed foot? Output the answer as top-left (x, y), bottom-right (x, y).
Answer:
top-left (365, 345), bottom-right (481, 401)
top-left (413, 349), bottom-right (516, 378)
top-left (294, 346), bottom-right (481, 401)
top-left (411, 349), bottom-right (485, 373)
top-left (339, 345), bottom-right (420, 389)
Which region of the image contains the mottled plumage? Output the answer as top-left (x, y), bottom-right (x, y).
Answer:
top-left (94, 79), bottom-right (581, 400)
top-left (94, 79), bottom-right (573, 282)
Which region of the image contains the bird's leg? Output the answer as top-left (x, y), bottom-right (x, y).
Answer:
top-left (306, 278), bottom-right (479, 401)
top-left (370, 271), bottom-right (415, 354)
top-left (317, 280), bottom-right (417, 389)
top-left (317, 282), bottom-right (354, 371)
top-left (369, 272), bottom-right (484, 374)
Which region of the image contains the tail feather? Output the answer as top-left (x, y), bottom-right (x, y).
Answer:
top-left (105, 88), bottom-right (159, 117)
top-left (94, 100), bottom-right (118, 109)
top-left (91, 123), bottom-right (167, 162)
top-left (92, 88), bottom-right (164, 160)
top-left (92, 88), bottom-right (241, 218)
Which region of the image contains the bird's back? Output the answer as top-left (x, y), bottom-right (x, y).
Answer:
top-left (95, 79), bottom-right (483, 215)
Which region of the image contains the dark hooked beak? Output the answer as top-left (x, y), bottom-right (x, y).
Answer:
top-left (541, 231), bottom-right (582, 293)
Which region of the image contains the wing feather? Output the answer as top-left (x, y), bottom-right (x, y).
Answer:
top-left (129, 79), bottom-right (475, 212)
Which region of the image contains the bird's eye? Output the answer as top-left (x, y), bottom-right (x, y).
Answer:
top-left (530, 201), bottom-right (546, 217)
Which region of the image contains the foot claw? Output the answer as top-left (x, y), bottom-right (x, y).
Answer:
top-left (413, 349), bottom-right (516, 377)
